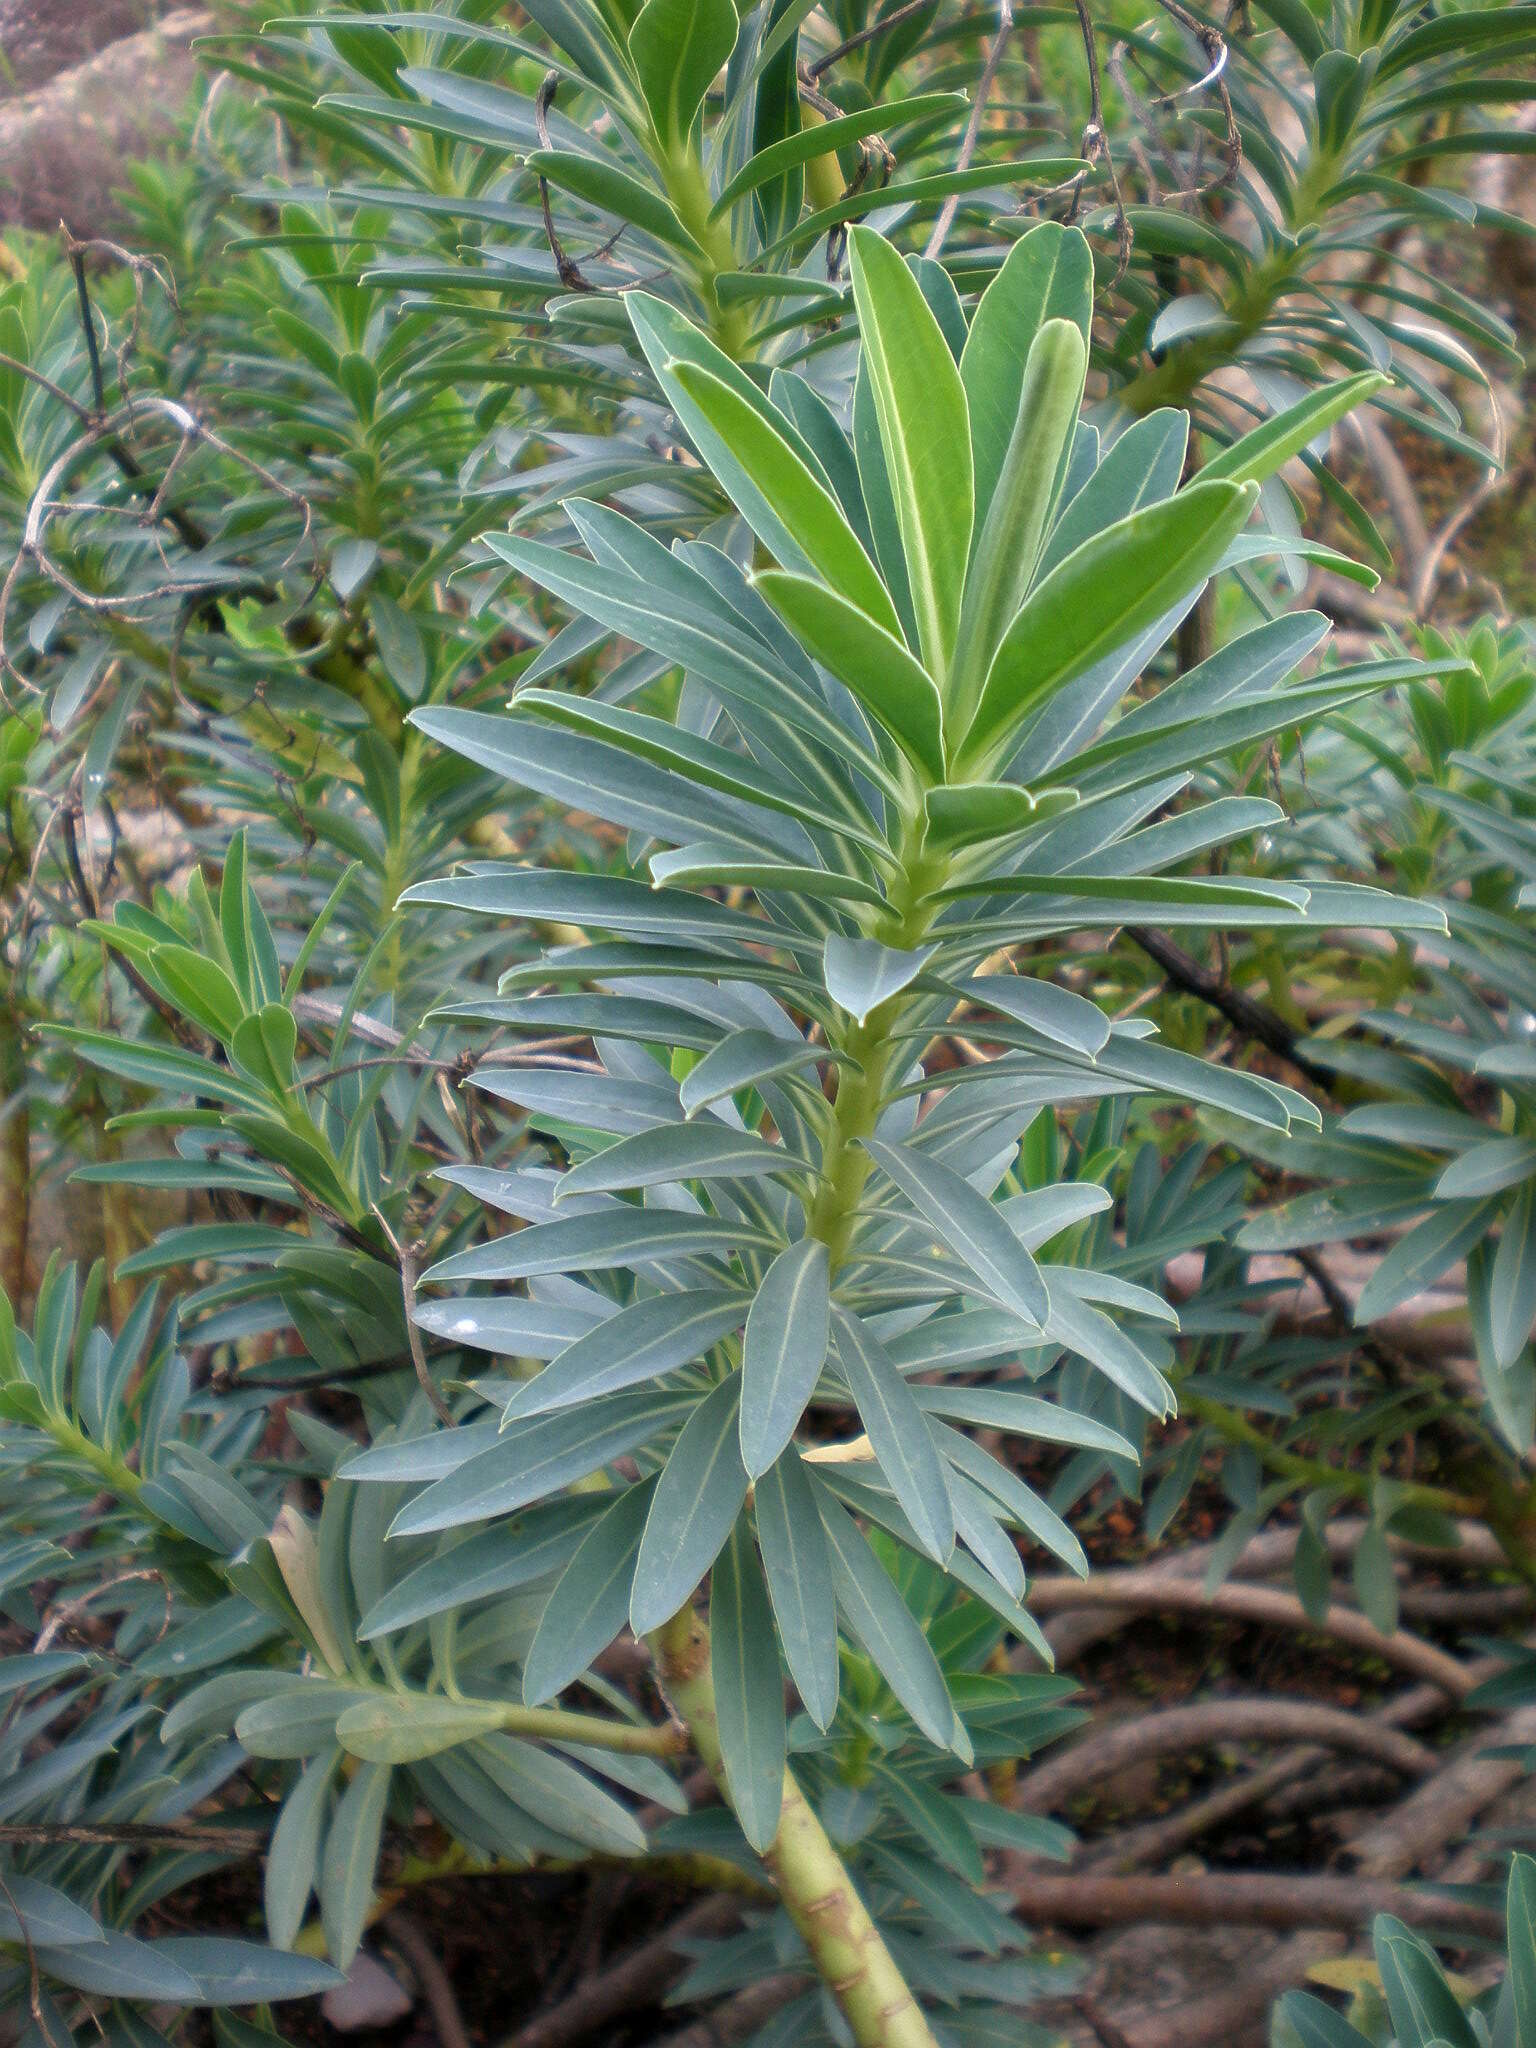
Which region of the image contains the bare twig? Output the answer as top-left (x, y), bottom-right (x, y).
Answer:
top-left (1016, 1698), bottom-right (1436, 1815)
top-left (807, 0), bottom-right (933, 78)
top-left (502, 1898), bottom-right (743, 2048)
top-left (0, 1820), bottom-right (256, 1854)
top-left (653, 1974), bottom-right (807, 2048)
top-left (1069, 0), bottom-right (1132, 280)
top-left (32, 1568), bottom-right (169, 1657)
top-left (1142, 0), bottom-right (1241, 196)
top-left (372, 1205), bottom-right (456, 1427)
top-left (1023, 1573), bottom-right (1473, 1696)
top-left (1412, 387), bottom-right (1511, 618)
top-left (1125, 924), bottom-right (1336, 1086)
top-left (383, 1913), bottom-right (471, 2048)
top-left (924, 0), bottom-right (1014, 261)
top-left (1011, 1869), bottom-right (1503, 1940)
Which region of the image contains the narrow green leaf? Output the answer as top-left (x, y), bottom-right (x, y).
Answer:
top-left (388, 1392), bottom-right (688, 1535)
top-left (34, 1934), bottom-right (205, 2004)
top-left (811, 1476), bottom-right (966, 1756)
top-left (523, 1481), bottom-right (656, 1705)
top-left (504, 1291), bottom-right (747, 1420)
top-left (154, 1938), bottom-right (343, 2005)
top-left (710, 1519), bottom-right (786, 1852)
top-left (870, 1760), bottom-right (984, 1883)
top-left (1507, 1853), bottom-right (1536, 2047)
top-left (475, 1734), bottom-right (644, 1855)
top-left (753, 568), bottom-right (944, 780)
top-left (1375, 1915), bottom-right (1480, 2048)
top-left (151, 945), bottom-right (245, 1044)
top-left (1490, 1180), bottom-right (1536, 1370)
top-left (847, 226), bottom-right (973, 681)
top-left (863, 1137), bottom-right (1049, 1331)
top-left (831, 1307), bottom-right (954, 1563)
top-left (670, 360), bottom-right (902, 639)
top-left (824, 937), bottom-right (936, 1027)
top-left (740, 1240), bottom-right (830, 1478)
top-left (959, 221), bottom-right (1094, 529)
top-left (755, 1449), bottom-right (840, 1730)
top-left (558, 1122), bottom-right (810, 1200)
top-left (336, 1695), bottom-right (503, 1764)
top-left (1201, 373), bottom-right (1390, 487)
top-left (358, 1504), bottom-right (599, 1638)
top-left (711, 93), bottom-right (967, 216)
top-left (628, 0), bottom-right (738, 146)
top-left (319, 1760), bottom-right (390, 1969)
top-left (630, 1376), bottom-right (749, 1633)
top-left (527, 150), bottom-right (703, 254)
top-left (265, 1752), bottom-right (335, 1951)
top-left (958, 480), bottom-right (1258, 772)
top-left (679, 1027), bottom-right (824, 1119)
top-left (1272, 1992), bottom-right (1373, 2048)
top-left (952, 318), bottom-right (1088, 727)
top-left (1356, 1198), bottom-right (1502, 1325)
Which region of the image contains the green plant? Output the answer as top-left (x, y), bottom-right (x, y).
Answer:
top-left (1272, 1853), bottom-right (1536, 2047)
top-left (2, 7), bottom-right (1535, 2046)
top-left (382, 219), bottom-right (1455, 2045)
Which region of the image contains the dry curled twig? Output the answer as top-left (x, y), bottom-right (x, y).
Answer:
top-left (373, 1203), bottom-right (457, 1428)
top-left (924, 0), bottom-right (1015, 261)
top-left (0, 393), bottom-right (319, 702)
top-left (1069, 0), bottom-right (1133, 281)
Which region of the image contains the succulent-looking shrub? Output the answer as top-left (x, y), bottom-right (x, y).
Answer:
top-left (352, 218), bottom-right (1458, 2039)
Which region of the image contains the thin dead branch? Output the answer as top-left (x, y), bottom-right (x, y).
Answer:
top-left (1023, 1572), bottom-right (1473, 1695)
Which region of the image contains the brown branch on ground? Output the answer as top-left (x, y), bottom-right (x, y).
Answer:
top-left (0, 1820), bottom-right (256, 1854)
top-left (653, 1973), bottom-right (807, 2048)
top-left (1023, 1572), bottom-right (1473, 1696)
top-left (1064, 1646), bottom-right (1518, 1878)
top-left (1015, 1697), bottom-right (1437, 1815)
top-left (1083, 1698), bottom-right (1536, 2048)
top-left (1010, 1869), bottom-right (1504, 1940)
top-left (1035, 1515), bottom-right (1503, 1667)
top-left (383, 1913), bottom-right (471, 2048)
top-left (502, 1897), bottom-right (743, 2048)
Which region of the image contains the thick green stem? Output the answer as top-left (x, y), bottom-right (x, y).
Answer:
top-left (651, 1607), bottom-right (940, 2048)
top-left (660, 149), bottom-right (753, 360)
top-left (809, 812), bottom-right (940, 1268)
top-left (470, 1696), bottom-right (688, 1756)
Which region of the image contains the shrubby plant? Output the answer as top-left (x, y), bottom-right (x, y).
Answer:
top-left (375, 222), bottom-right (1450, 2042)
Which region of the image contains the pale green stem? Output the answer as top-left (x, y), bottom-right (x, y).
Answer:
top-left (650, 1607), bottom-right (941, 2048)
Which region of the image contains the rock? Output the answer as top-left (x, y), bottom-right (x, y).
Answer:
top-left (0, 8), bottom-right (212, 234)
top-left (0, 0), bottom-right (174, 97)
top-left (321, 1948), bottom-right (416, 2032)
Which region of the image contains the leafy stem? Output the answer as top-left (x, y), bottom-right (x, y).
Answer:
top-left (809, 812), bottom-right (941, 1269)
top-left (1181, 1386), bottom-right (1484, 1520)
